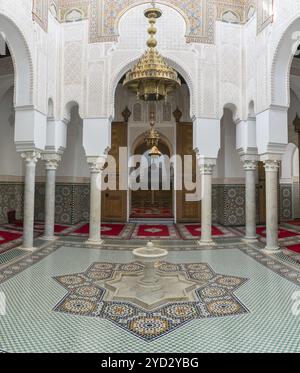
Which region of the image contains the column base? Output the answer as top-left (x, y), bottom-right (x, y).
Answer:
top-left (86, 239), bottom-right (104, 246)
top-left (262, 247), bottom-right (281, 254)
top-left (242, 236), bottom-right (258, 243)
top-left (20, 247), bottom-right (38, 252)
top-left (198, 240), bottom-right (216, 247)
top-left (41, 236), bottom-right (57, 241)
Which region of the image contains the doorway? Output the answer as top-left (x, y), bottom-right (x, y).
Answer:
top-left (130, 141), bottom-right (173, 220)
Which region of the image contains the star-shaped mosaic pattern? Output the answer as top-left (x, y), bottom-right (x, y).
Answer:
top-left (53, 261), bottom-right (249, 341)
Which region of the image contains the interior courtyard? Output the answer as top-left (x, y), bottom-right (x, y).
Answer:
top-left (0, 0), bottom-right (300, 354)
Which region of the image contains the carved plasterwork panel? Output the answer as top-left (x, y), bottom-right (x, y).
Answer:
top-left (59, 0), bottom-right (89, 22)
top-left (256, 0), bottom-right (273, 33)
top-left (32, 0), bottom-right (50, 31)
top-left (88, 0), bottom-right (254, 45)
top-left (34, 1), bottom-right (265, 41)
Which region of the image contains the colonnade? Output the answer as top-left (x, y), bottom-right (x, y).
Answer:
top-left (20, 150), bottom-right (282, 253)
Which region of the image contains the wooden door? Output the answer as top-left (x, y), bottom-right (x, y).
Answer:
top-left (176, 123), bottom-right (201, 222)
top-left (102, 122), bottom-right (128, 222)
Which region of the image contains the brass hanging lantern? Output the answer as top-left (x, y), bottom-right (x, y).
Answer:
top-left (123, 4), bottom-right (181, 101)
top-left (149, 145), bottom-right (162, 159)
top-left (145, 112), bottom-right (160, 147)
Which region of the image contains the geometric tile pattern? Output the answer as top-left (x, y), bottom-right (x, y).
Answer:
top-left (0, 240), bottom-right (300, 352)
top-left (280, 184), bottom-right (293, 221)
top-left (0, 183), bottom-right (24, 224)
top-left (0, 245), bottom-right (60, 285)
top-left (53, 261), bottom-right (249, 341)
top-left (3, 181), bottom-right (293, 228)
top-left (239, 244), bottom-right (300, 287)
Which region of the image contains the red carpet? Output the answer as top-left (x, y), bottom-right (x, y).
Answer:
top-left (184, 225), bottom-right (225, 237)
top-left (256, 227), bottom-right (300, 239)
top-left (285, 244), bottom-right (300, 254)
top-left (0, 230), bottom-right (22, 245)
top-left (73, 223), bottom-right (126, 236)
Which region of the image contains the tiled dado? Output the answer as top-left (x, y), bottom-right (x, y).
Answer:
top-left (0, 183), bottom-right (24, 224)
top-left (35, 183), bottom-right (90, 225)
top-left (0, 182), bottom-right (294, 226)
top-left (212, 184), bottom-right (293, 226)
top-left (212, 185), bottom-right (245, 226)
top-left (280, 184), bottom-right (293, 221)
top-left (0, 182), bottom-right (90, 225)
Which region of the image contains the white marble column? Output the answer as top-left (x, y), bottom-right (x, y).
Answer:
top-left (243, 160), bottom-right (258, 241)
top-left (198, 159), bottom-right (216, 246)
top-left (42, 153), bottom-right (61, 240)
top-left (264, 160), bottom-right (280, 252)
top-left (21, 151), bottom-right (41, 250)
top-left (87, 157), bottom-right (105, 245)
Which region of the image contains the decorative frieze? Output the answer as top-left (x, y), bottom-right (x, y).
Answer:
top-left (88, 0), bottom-right (255, 44)
top-left (31, 1), bottom-right (268, 43)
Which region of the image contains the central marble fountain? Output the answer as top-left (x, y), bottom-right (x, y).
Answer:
top-left (105, 241), bottom-right (197, 309)
top-left (133, 241), bottom-right (168, 291)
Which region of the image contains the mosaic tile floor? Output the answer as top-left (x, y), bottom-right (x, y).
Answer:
top-left (0, 239), bottom-right (300, 352)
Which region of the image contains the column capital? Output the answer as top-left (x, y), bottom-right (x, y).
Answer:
top-left (264, 159), bottom-right (280, 172)
top-left (21, 150), bottom-right (41, 164)
top-left (242, 159), bottom-right (258, 171)
top-left (42, 153), bottom-right (62, 170)
top-left (197, 157), bottom-right (216, 175)
top-left (87, 156), bottom-right (107, 173)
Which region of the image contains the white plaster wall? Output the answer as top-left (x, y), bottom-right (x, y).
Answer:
top-left (57, 107), bottom-right (89, 179)
top-left (216, 109), bottom-right (244, 180)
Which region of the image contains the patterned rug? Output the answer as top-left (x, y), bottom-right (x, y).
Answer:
top-left (176, 224), bottom-right (238, 240)
top-left (256, 226), bottom-right (300, 239)
top-left (3, 222), bottom-right (70, 234)
top-left (53, 261), bottom-right (249, 341)
top-left (130, 207), bottom-right (173, 219)
top-left (129, 224), bottom-right (181, 240)
top-left (285, 244), bottom-right (300, 254)
top-left (286, 220), bottom-right (300, 227)
top-left (70, 223), bottom-right (133, 239)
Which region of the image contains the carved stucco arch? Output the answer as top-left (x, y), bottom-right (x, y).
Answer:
top-left (109, 55), bottom-right (195, 120)
top-left (0, 12), bottom-right (33, 107)
top-left (271, 14), bottom-right (300, 108)
top-left (223, 102), bottom-right (239, 122)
